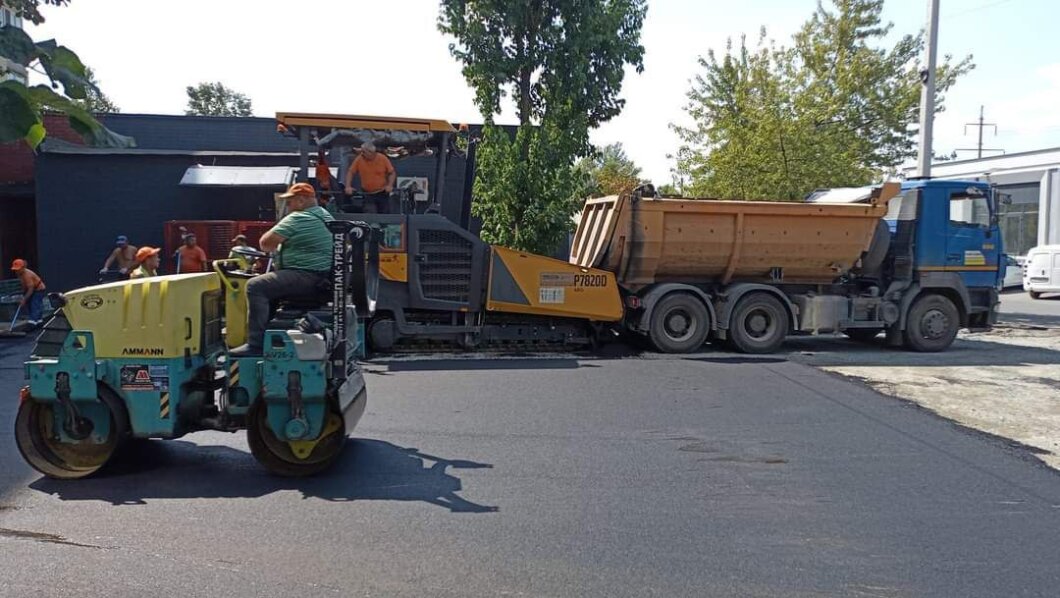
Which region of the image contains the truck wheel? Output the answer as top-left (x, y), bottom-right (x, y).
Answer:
top-left (728, 293), bottom-right (789, 354)
top-left (1029, 291), bottom-right (1043, 300)
top-left (648, 293), bottom-right (711, 353)
top-left (904, 294), bottom-right (959, 352)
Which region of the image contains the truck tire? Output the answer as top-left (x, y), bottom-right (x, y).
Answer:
top-left (1029, 291), bottom-right (1043, 300)
top-left (904, 294), bottom-right (959, 352)
top-left (728, 293), bottom-right (789, 354)
top-left (648, 293), bottom-right (711, 353)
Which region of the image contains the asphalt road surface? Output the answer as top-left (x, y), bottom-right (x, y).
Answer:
top-left (999, 289), bottom-right (1060, 327)
top-left (2, 334), bottom-right (1060, 597)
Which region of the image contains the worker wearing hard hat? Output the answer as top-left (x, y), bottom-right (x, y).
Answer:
top-left (129, 247), bottom-right (161, 279)
top-left (10, 259), bottom-right (46, 326)
top-left (343, 141), bottom-right (396, 213)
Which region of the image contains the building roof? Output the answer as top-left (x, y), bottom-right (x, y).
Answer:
top-left (904, 146), bottom-right (1060, 178)
top-left (276, 112), bottom-right (456, 133)
top-left (39, 140), bottom-right (296, 158)
top-left (99, 113), bottom-right (300, 153)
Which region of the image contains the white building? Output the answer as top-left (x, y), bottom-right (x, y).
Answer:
top-left (0, 6), bottom-right (28, 85)
top-left (905, 148), bottom-right (1060, 257)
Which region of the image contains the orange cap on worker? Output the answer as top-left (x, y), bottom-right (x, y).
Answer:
top-left (135, 246), bottom-right (161, 263)
top-left (280, 182), bottom-right (317, 199)
top-left (10, 258), bottom-right (26, 271)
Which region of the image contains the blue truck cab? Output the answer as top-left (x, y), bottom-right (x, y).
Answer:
top-left (885, 179), bottom-right (1003, 346)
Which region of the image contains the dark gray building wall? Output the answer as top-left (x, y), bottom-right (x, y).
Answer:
top-left (35, 153), bottom-right (294, 291)
top-left (34, 115), bottom-right (476, 291)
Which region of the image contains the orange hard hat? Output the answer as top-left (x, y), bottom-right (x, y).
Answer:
top-left (280, 182), bottom-right (317, 199)
top-left (10, 258), bottom-right (26, 271)
top-left (135, 246), bottom-right (161, 262)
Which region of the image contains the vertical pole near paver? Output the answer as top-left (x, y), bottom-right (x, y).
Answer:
top-left (298, 126), bottom-right (310, 182)
top-left (917, 0), bottom-right (940, 178)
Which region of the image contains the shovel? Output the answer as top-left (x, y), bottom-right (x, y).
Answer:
top-left (0, 303), bottom-right (27, 339)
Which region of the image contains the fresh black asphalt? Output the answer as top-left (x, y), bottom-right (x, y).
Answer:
top-left (1, 334), bottom-right (1059, 597)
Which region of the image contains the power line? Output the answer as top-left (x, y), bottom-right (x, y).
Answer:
top-left (943, 0), bottom-right (1015, 19)
top-left (956, 105), bottom-right (1004, 158)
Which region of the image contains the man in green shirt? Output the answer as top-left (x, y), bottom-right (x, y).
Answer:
top-left (230, 182), bottom-right (334, 355)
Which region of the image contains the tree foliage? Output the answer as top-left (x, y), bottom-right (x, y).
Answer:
top-left (185, 82), bottom-right (253, 117)
top-left (656, 183), bottom-right (682, 197)
top-left (439, 0), bottom-right (646, 253)
top-left (75, 66), bottom-right (119, 113)
top-left (0, 1), bottom-right (133, 149)
top-left (1, 0), bottom-right (68, 25)
top-left (674, 0), bottom-right (973, 200)
top-left (575, 142), bottom-right (642, 198)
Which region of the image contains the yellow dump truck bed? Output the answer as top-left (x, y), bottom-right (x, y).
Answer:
top-left (570, 184), bottom-right (899, 289)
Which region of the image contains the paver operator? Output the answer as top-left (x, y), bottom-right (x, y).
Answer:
top-left (343, 141), bottom-right (396, 213)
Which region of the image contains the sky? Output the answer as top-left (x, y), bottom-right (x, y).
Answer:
top-left (26, 0), bottom-right (1060, 185)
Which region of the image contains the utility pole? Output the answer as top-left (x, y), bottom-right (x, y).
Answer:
top-left (916, 0), bottom-right (940, 178)
top-left (957, 105), bottom-right (1002, 158)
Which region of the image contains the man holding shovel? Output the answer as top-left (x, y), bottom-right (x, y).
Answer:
top-left (10, 259), bottom-right (46, 326)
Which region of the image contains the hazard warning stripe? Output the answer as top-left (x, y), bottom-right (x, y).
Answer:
top-left (229, 361), bottom-right (240, 387)
top-left (160, 392), bottom-right (171, 419)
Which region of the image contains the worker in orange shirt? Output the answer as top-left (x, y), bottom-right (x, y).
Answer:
top-left (343, 141), bottom-right (396, 213)
top-left (175, 233), bottom-right (208, 273)
top-left (10, 259), bottom-right (46, 326)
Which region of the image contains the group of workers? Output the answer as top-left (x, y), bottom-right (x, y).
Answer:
top-left (99, 233), bottom-right (212, 278)
top-left (7, 143), bottom-right (387, 345)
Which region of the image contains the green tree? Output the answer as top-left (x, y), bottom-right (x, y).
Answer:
top-left (656, 183), bottom-right (683, 197)
top-left (576, 142), bottom-right (643, 198)
top-left (75, 67), bottom-right (120, 113)
top-left (185, 82), bottom-right (253, 117)
top-left (674, 0), bottom-right (972, 200)
top-left (0, 0), bottom-right (133, 148)
top-left (439, 0), bottom-right (647, 253)
top-left (1, 0), bottom-right (66, 25)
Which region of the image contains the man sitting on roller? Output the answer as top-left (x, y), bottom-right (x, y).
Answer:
top-left (230, 182), bottom-right (334, 356)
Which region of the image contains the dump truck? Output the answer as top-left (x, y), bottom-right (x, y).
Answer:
top-left (568, 181), bottom-right (1002, 353)
top-left (275, 113), bottom-right (1002, 354)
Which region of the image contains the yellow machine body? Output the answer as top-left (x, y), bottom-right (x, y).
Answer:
top-left (61, 273), bottom-right (223, 359)
top-left (210, 260), bottom-right (251, 348)
top-left (379, 253), bottom-right (409, 283)
top-left (486, 246), bottom-right (623, 322)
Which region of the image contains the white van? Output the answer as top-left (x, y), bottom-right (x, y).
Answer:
top-left (1023, 245), bottom-right (1060, 299)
